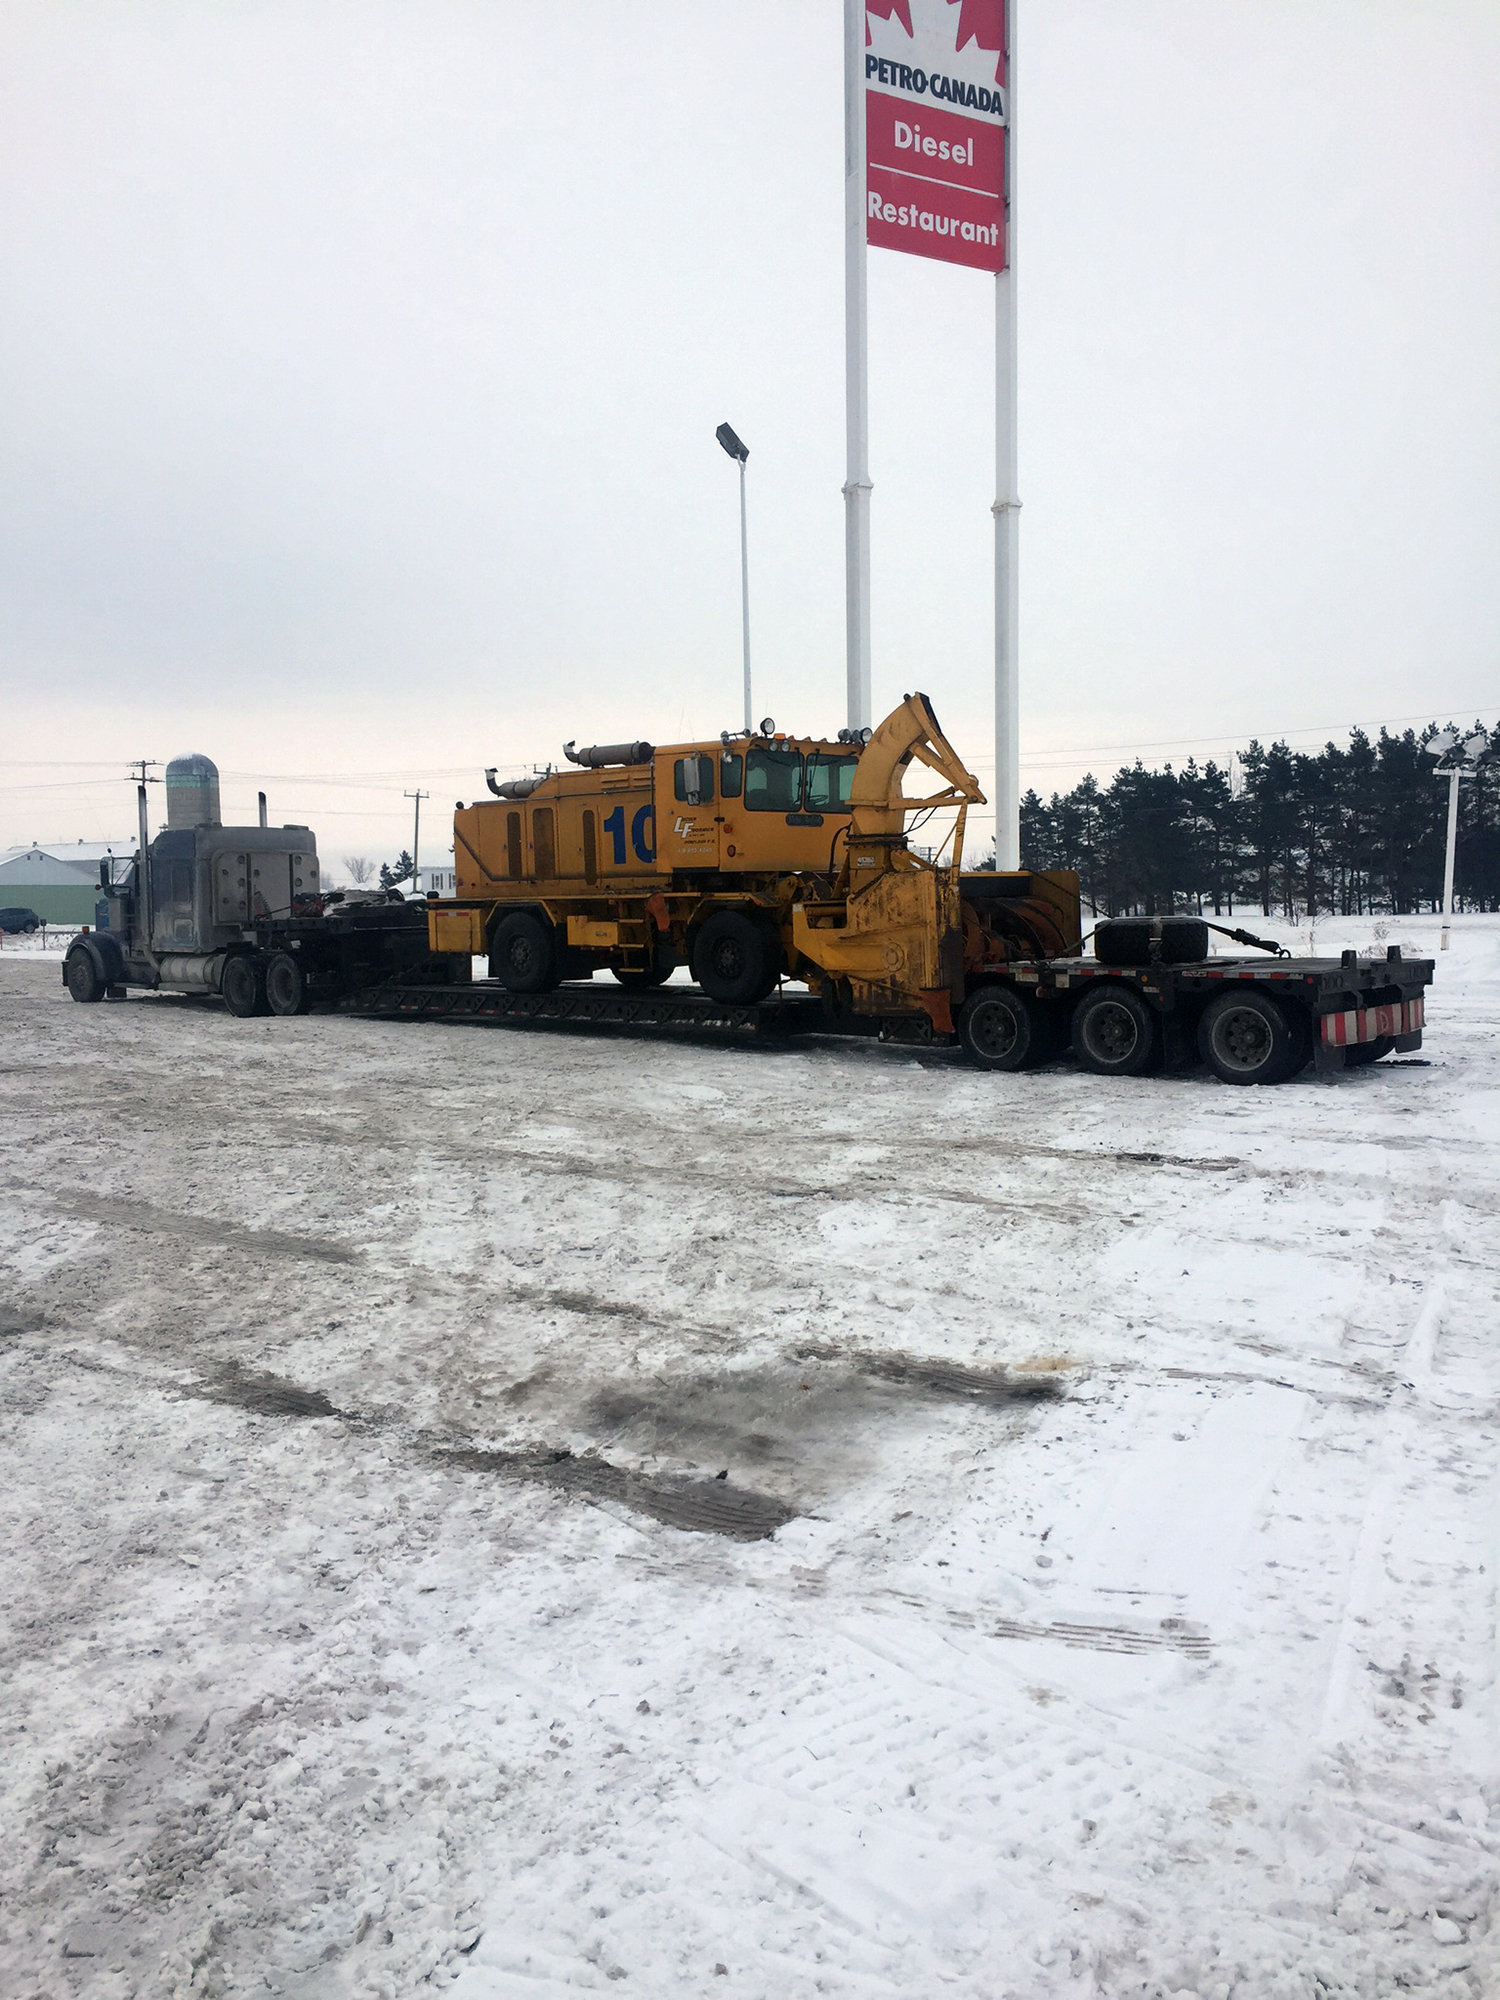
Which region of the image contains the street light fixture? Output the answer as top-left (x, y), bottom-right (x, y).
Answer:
top-left (1423, 727), bottom-right (1488, 949)
top-left (716, 423), bottom-right (752, 733)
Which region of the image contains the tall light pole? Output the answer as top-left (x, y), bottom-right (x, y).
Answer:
top-left (1424, 729), bottom-right (1487, 949)
top-left (716, 423), bottom-right (753, 732)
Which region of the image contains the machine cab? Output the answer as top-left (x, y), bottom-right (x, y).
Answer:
top-left (653, 736), bottom-right (860, 876)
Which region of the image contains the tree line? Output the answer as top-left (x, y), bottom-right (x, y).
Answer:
top-left (993, 722), bottom-right (1498, 918)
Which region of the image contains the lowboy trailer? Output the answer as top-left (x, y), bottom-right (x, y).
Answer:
top-left (63, 694), bottom-right (1434, 1084)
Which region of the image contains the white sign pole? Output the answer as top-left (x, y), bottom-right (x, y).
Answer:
top-left (843, 0), bottom-right (872, 732)
top-left (993, 2), bottom-right (1020, 870)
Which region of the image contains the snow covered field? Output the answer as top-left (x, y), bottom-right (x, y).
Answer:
top-left (2, 917), bottom-right (1497, 1999)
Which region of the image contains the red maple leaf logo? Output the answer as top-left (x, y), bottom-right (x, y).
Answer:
top-left (865, 2), bottom-right (1006, 84)
top-left (865, 0), bottom-right (914, 37)
top-left (953, 0), bottom-right (1006, 83)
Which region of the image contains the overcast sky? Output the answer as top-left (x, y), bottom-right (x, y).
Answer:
top-left (2, 0), bottom-right (1496, 866)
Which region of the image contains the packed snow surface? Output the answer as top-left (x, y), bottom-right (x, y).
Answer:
top-left (1, 914), bottom-right (1497, 1998)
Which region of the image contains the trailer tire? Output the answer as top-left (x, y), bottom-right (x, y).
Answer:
top-left (691, 911), bottom-right (780, 1005)
top-left (65, 947), bottom-right (105, 1004)
top-left (958, 984), bottom-right (1055, 1071)
top-left (1094, 916), bottom-right (1210, 966)
top-left (221, 952), bottom-right (270, 1018)
top-left (1071, 985), bottom-right (1161, 1077)
top-left (265, 950), bottom-right (311, 1016)
top-left (492, 910), bottom-right (559, 993)
top-left (1198, 989), bottom-right (1297, 1084)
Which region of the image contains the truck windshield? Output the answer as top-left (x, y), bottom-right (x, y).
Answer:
top-left (804, 754), bottom-right (857, 813)
top-left (745, 747), bottom-right (802, 812)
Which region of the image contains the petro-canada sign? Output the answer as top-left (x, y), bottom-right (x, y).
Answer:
top-left (865, 0), bottom-right (1007, 274)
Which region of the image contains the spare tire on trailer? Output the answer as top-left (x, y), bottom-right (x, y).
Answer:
top-left (1094, 916), bottom-right (1209, 966)
top-left (957, 983), bottom-right (1057, 1072)
top-left (491, 910), bottom-right (559, 993)
top-left (691, 910), bottom-right (781, 1005)
top-left (1071, 984), bottom-right (1161, 1077)
top-left (1197, 988), bottom-right (1299, 1084)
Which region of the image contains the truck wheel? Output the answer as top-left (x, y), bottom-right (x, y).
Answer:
top-left (65, 948), bottom-right (105, 1003)
top-left (265, 950), bottom-right (311, 1016)
top-left (958, 984), bottom-right (1054, 1071)
top-left (613, 940), bottom-right (675, 990)
top-left (221, 952), bottom-right (270, 1018)
top-left (1198, 989), bottom-right (1296, 1084)
top-left (492, 910), bottom-right (559, 993)
top-left (1071, 985), bottom-right (1161, 1077)
top-left (692, 911), bottom-right (780, 1004)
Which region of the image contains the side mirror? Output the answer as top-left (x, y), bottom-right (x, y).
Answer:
top-left (99, 859), bottom-right (111, 889)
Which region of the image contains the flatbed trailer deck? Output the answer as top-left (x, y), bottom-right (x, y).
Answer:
top-left (336, 944), bottom-right (1431, 1082)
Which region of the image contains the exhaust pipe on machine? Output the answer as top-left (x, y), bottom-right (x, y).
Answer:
top-left (562, 740), bottom-right (653, 769)
top-left (484, 770), bottom-right (543, 800)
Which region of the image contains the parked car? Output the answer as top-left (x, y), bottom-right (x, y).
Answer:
top-left (0, 907), bottom-right (42, 933)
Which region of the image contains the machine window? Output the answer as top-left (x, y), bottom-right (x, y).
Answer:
top-left (674, 754), bottom-right (714, 806)
top-left (719, 752), bottom-right (743, 798)
top-left (804, 754), bottom-right (857, 813)
top-left (745, 747), bottom-right (802, 812)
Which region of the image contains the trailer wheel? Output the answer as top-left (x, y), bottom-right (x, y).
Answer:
top-left (265, 950), bottom-right (311, 1016)
top-left (492, 910), bottom-right (559, 993)
top-left (691, 910), bottom-right (780, 1004)
top-left (958, 985), bottom-right (1054, 1072)
top-left (221, 952), bottom-right (270, 1018)
top-left (65, 948), bottom-right (105, 1004)
top-left (1071, 985), bottom-right (1161, 1077)
top-left (1198, 989), bottom-right (1297, 1084)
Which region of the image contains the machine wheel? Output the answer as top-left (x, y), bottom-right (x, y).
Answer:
top-left (612, 940), bottom-right (676, 990)
top-left (265, 950), bottom-right (311, 1016)
top-left (492, 910), bottom-right (559, 993)
top-left (1071, 985), bottom-right (1161, 1077)
top-left (691, 911), bottom-right (781, 1005)
top-left (65, 948), bottom-right (105, 1004)
top-left (221, 952), bottom-right (270, 1018)
top-left (958, 984), bottom-right (1056, 1072)
top-left (1198, 989), bottom-right (1297, 1085)
top-left (1343, 1034), bottom-right (1394, 1068)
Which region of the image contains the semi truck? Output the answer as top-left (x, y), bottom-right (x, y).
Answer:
top-left (63, 696), bottom-right (1432, 1084)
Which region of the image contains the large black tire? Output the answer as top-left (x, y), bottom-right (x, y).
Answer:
top-left (612, 939), bottom-right (676, 990)
top-left (958, 984), bottom-right (1057, 1072)
top-left (221, 952), bottom-right (270, 1019)
top-left (65, 948), bottom-right (105, 1004)
top-left (1198, 988), bottom-right (1297, 1084)
top-left (491, 910), bottom-right (559, 993)
top-left (265, 950), bottom-right (311, 1016)
top-left (1094, 916), bottom-right (1210, 967)
top-left (691, 910), bottom-right (781, 1004)
top-left (1071, 985), bottom-right (1161, 1077)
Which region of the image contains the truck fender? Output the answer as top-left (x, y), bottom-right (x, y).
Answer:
top-left (71, 932), bottom-right (125, 985)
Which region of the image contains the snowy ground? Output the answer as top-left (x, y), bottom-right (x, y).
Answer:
top-left (2, 916), bottom-right (1497, 1999)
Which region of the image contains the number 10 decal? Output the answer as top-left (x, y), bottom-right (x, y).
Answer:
top-left (602, 804), bottom-right (655, 866)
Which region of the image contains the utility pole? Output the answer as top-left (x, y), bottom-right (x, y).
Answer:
top-left (127, 761), bottom-right (160, 954)
top-left (404, 789), bottom-right (429, 895)
top-left (1424, 729), bottom-right (1487, 950)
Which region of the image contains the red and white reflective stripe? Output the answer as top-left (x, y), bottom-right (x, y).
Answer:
top-left (1321, 997), bottom-right (1424, 1047)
